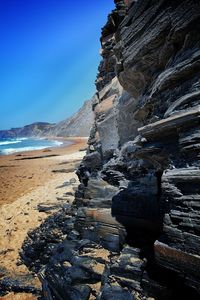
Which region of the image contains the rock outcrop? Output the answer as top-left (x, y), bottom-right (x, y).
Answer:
top-left (21, 0), bottom-right (200, 299)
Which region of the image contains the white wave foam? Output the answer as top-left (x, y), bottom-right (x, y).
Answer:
top-left (16, 137), bottom-right (28, 141)
top-left (0, 140), bottom-right (21, 146)
top-left (0, 146), bottom-right (49, 155)
top-left (0, 138), bottom-right (64, 155)
top-left (53, 141), bottom-right (63, 146)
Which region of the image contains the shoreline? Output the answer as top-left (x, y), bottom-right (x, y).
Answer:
top-left (0, 137), bottom-right (87, 206)
top-left (0, 137), bottom-right (87, 299)
top-left (0, 136), bottom-right (88, 156)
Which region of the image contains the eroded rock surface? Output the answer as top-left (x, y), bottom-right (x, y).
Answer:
top-left (21, 0), bottom-right (200, 299)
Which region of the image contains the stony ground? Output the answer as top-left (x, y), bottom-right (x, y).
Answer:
top-left (0, 139), bottom-right (87, 298)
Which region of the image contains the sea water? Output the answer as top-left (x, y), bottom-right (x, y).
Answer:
top-left (0, 137), bottom-right (64, 155)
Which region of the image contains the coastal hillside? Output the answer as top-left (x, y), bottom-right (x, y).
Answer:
top-left (0, 98), bottom-right (94, 138)
top-left (47, 99), bottom-right (94, 137)
top-left (19, 0), bottom-right (200, 299)
top-left (0, 122), bottom-right (55, 139)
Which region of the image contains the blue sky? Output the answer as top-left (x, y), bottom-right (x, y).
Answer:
top-left (0, 0), bottom-right (114, 130)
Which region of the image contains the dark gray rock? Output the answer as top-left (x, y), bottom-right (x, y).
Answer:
top-left (82, 151), bottom-right (102, 170)
top-left (98, 284), bottom-right (135, 300)
top-left (0, 273), bottom-right (41, 296)
top-left (20, 1), bottom-right (200, 299)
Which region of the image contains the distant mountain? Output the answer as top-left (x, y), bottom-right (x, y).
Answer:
top-left (0, 98), bottom-right (94, 139)
top-left (0, 122), bottom-right (55, 139)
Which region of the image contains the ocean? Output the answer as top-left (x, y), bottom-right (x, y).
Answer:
top-left (0, 137), bottom-right (64, 155)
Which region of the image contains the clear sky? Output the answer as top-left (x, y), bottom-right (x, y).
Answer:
top-left (0, 0), bottom-right (114, 130)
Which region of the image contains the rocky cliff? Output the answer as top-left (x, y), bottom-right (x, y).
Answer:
top-left (48, 99), bottom-right (94, 137)
top-left (20, 1), bottom-right (200, 299)
top-left (0, 98), bottom-right (94, 138)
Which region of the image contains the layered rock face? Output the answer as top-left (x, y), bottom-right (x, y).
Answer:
top-left (113, 0), bottom-right (200, 294)
top-left (21, 1), bottom-right (200, 299)
top-left (76, 0), bottom-right (200, 297)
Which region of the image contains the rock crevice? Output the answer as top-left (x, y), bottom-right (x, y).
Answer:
top-left (21, 1), bottom-right (200, 299)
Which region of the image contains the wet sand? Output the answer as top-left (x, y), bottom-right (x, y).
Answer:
top-left (0, 137), bottom-right (87, 299)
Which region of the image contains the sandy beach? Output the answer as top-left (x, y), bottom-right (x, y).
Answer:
top-left (0, 137), bottom-right (87, 299)
top-left (0, 137), bottom-right (87, 206)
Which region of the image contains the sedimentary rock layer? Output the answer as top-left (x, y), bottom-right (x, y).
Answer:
top-left (21, 1), bottom-right (200, 299)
